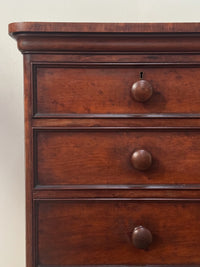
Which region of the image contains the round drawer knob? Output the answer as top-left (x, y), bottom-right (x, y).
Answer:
top-left (132, 226), bottom-right (152, 250)
top-left (131, 79), bottom-right (153, 102)
top-left (131, 149), bottom-right (152, 171)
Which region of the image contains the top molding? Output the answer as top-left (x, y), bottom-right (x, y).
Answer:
top-left (8, 22), bottom-right (200, 53)
top-left (8, 22), bottom-right (200, 34)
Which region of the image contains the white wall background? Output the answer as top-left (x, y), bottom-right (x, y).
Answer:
top-left (1, 0), bottom-right (200, 266)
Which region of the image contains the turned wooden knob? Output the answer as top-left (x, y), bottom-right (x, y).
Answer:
top-left (131, 149), bottom-right (152, 171)
top-left (131, 79), bottom-right (153, 102)
top-left (132, 226), bottom-right (152, 250)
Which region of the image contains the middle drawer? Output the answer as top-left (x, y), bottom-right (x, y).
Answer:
top-left (34, 128), bottom-right (200, 186)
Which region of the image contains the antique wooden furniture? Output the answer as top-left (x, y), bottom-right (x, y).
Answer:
top-left (9, 22), bottom-right (200, 267)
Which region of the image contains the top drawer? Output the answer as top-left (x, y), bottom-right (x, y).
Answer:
top-left (33, 63), bottom-right (200, 118)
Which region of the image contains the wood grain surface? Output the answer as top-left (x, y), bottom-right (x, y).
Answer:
top-left (35, 129), bottom-right (200, 186)
top-left (9, 22), bottom-right (200, 267)
top-left (37, 200), bottom-right (200, 265)
top-left (35, 65), bottom-right (200, 116)
top-left (8, 22), bottom-right (200, 34)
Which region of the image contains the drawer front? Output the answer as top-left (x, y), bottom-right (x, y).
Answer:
top-left (37, 200), bottom-right (200, 265)
top-left (35, 129), bottom-right (200, 186)
top-left (34, 64), bottom-right (200, 117)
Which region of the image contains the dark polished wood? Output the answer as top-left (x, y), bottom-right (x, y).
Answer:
top-left (8, 25), bottom-right (200, 53)
top-left (131, 79), bottom-right (153, 102)
top-left (32, 189), bottom-right (200, 199)
top-left (32, 118), bottom-right (200, 128)
top-left (23, 55), bottom-right (35, 267)
top-left (34, 128), bottom-right (200, 186)
top-left (132, 225), bottom-right (153, 250)
top-left (14, 34), bottom-right (200, 53)
top-left (33, 63), bottom-right (200, 116)
top-left (131, 149), bottom-right (152, 171)
top-left (37, 200), bottom-right (200, 265)
top-left (8, 23), bottom-right (200, 53)
top-left (9, 22), bottom-right (200, 267)
top-left (9, 22), bottom-right (200, 34)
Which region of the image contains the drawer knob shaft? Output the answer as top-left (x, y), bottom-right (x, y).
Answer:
top-left (132, 226), bottom-right (152, 250)
top-left (131, 149), bottom-right (152, 171)
top-left (131, 80), bottom-right (153, 102)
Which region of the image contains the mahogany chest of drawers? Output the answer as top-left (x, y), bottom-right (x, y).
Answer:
top-left (9, 22), bottom-right (200, 267)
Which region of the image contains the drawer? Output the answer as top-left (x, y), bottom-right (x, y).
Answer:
top-left (37, 200), bottom-right (200, 265)
top-left (35, 129), bottom-right (200, 186)
top-left (34, 64), bottom-right (200, 117)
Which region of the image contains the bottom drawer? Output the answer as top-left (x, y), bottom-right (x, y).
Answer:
top-left (36, 200), bottom-right (200, 266)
